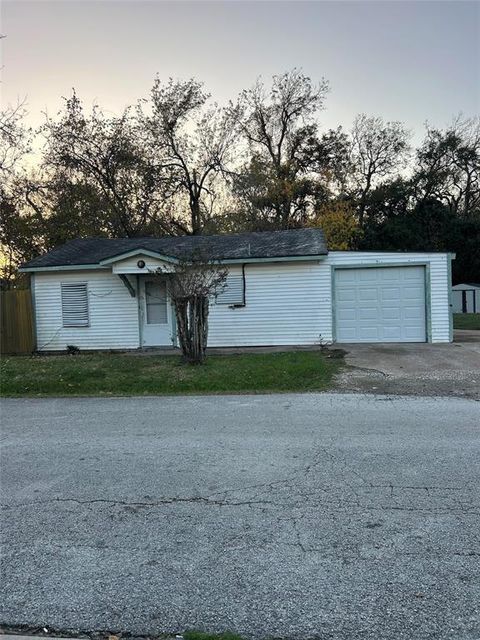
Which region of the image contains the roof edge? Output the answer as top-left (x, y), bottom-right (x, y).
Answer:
top-left (19, 253), bottom-right (329, 272)
top-left (18, 264), bottom-right (111, 273)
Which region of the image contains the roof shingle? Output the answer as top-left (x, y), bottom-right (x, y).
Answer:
top-left (21, 228), bottom-right (328, 269)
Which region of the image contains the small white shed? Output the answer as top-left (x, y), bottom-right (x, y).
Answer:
top-left (19, 229), bottom-right (455, 349)
top-left (452, 283), bottom-right (480, 314)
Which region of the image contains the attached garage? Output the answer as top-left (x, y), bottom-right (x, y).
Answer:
top-left (334, 265), bottom-right (427, 343)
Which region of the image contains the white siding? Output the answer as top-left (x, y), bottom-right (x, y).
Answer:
top-left (208, 261), bottom-right (330, 346)
top-left (208, 252), bottom-right (451, 346)
top-left (34, 271), bottom-right (139, 351)
top-left (111, 254), bottom-right (174, 274)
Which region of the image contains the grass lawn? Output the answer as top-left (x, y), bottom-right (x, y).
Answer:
top-left (0, 350), bottom-right (342, 397)
top-left (453, 313), bottom-right (480, 330)
top-left (183, 633), bottom-right (244, 640)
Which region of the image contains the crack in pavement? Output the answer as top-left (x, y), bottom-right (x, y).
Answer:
top-left (0, 495), bottom-right (275, 510)
top-left (2, 446), bottom-right (477, 520)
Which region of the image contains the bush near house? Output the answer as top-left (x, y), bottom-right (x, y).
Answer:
top-left (0, 350), bottom-right (342, 397)
top-left (453, 313), bottom-right (480, 330)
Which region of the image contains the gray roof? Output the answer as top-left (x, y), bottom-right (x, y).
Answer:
top-left (21, 228), bottom-right (328, 270)
top-left (452, 282), bottom-right (480, 289)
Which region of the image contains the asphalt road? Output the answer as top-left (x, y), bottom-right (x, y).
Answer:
top-left (1, 394), bottom-right (479, 639)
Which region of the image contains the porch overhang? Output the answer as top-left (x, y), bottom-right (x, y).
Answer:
top-left (100, 249), bottom-right (178, 275)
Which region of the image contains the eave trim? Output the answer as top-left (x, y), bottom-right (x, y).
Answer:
top-left (19, 253), bottom-right (329, 272)
top-left (19, 264), bottom-right (111, 273)
top-left (99, 248), bottom-right (180, 265)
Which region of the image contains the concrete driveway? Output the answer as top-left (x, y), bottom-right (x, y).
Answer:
top-left (1, 394), bottom-right (479, 639)
top-left (336, 330), bottom-right (480, 398)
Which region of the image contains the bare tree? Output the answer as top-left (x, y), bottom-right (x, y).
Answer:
top-left (0, 100), bottom-right (30, 176)
top-left (154, 251), bottom-right (227, 364)
top-left (234, 69), bottom-right (330, 228)
top-left (350, 114), bottom-right (411, 226)
top-left (140, 78), bottom-right (240, 235)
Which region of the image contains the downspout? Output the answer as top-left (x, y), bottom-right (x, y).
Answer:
top-left (241, 263), bottom-right (246, 306)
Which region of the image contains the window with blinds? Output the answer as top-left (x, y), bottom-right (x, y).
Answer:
top-left (215, 274), bottom-right (245, 306)
top-left (61, 283), bottom-right (89, 327)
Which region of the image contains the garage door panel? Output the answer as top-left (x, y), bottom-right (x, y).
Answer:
top-left (380, 269), bottom-right (401, 282)
top-left (381, 287), bottom-right (401, 301)
top-left (404, 306), bottom-right (424, 319)
top-left (337, 312), bottom-right (358, 324)
top-left (382, 307), bottom-right (401, 320)
top-left (403, 270), bottom-right (424, 282)
top-left (337, 288), bottom-right (357, 302)
top-left (404, 327), bottom-right (424, 339)
top-left (358, 308), bottom-right (378, 320)
top-left (337, 270), bottom-right (356, 283)
top-left (336, 327), bottom-right (357, 341)
top-left (358, 326), bottom-right (379, 340)
top-left (403, 286), bottom-right (424, 300)
top-left (358, 288), bottom-right (378, 301)
top-left (383, 326), bottom-right (402, 339)
top-left (358, 270), bottom-right (379, 282)
top-left (335, 266), bottom-right (426, 343)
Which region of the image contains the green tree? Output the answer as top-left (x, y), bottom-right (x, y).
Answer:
top-left (234, 70), bottom-right (330, 228)
top-left (310, 200), bottom-right (359, 250)
top-left (414, 117), bottom-right (480, 218)
top-left (42, 92), bottom-right (167, 237)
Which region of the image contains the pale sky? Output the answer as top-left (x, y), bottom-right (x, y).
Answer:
top-left (1, 0), bottom-right (479, 143)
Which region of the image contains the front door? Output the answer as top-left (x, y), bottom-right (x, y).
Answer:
top-left (141, 277), bottom-right (174, 347)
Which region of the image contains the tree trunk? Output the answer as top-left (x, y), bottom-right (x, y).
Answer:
top-left (190, 198), bottom-right (202, 235)
top-left (190, 169), bottom-right (202, 235)
top-left (174, 295), bottom-right (210, 364)
top-left (358, 171), bottom-right (373, 229)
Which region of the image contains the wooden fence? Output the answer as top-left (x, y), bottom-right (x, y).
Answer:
top-left (0, 289), bottom-right (35, 355)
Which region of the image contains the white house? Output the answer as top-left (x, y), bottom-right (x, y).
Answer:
top-left (19, 229), bottom-right (454, 350)
top-left (452, 283), bottom-right (480, 314)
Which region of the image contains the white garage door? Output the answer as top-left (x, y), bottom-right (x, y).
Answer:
top-left (335, 266), bottom-right (426, 343)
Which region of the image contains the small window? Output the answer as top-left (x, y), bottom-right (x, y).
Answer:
top-left (145, 280), bottom-right (168, 324)
top-left (216, 274), bottom-right (245, 306)
top-left (61, 283), bottom-right (89, 327)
